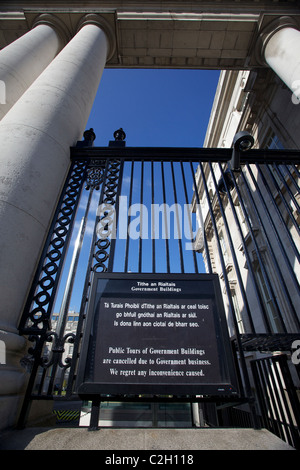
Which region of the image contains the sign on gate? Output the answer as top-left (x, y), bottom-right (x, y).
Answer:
top-left (76, 273), bottom-right (239, 397)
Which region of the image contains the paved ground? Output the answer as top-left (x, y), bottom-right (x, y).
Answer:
top-left (0, 427), bottom-right (295, 450)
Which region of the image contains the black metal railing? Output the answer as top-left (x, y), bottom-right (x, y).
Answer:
top-left (251, 354), bottom-right (300, 449)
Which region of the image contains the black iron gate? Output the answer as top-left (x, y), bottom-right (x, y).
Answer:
top-left (17, 135), bottom-right (300, 444)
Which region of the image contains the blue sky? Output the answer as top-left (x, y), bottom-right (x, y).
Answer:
top-left (86, 68), bottom-right (220, 147)
top-left (54, 68), bottom-right (220, 313)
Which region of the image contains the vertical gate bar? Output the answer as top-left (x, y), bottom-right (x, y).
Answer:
top-left (256, 164), bottom-right (300, 262)
top-left (265, 164), bottom-right (300, 237)
top-left (57, 369), bottom-right (65, 395)
top-left (244, 163), bottom-right (300, 330)
top-left (227, 165), bottom-right (276, 333)
top-left (274, 164), bottom-right (300, 214)
top-left (180, 161), bottom-right (198, 274)
top-left (66, 308), bottom-right (86, 396)
top-left (138, 160), bottom-right (144, 273)
top-left (189, 161), bottom-right (212, 274)
top-left (89, 398), bottom-right (101, 431)
top-left (124, 161), bottom-right (134, 273)
top-left (170, 161), bottom-right (184, 273)
top-left (218, 163), bottom-right (271, 333)
top-left (151, 160), bottom-right (156, 273)
top-left (209, 162), bottom-right (255, 333)
top-left (37, 367), bottom-right (47, 395)
top-left (161, 161), bottom-right (170, 273)
top-left (231, 340), bottom-right (246, 399)
top-left (198, 161), bottom-right (260, 428)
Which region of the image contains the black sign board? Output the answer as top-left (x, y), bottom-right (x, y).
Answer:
top-left (76, 273), bottom-right (239, 397)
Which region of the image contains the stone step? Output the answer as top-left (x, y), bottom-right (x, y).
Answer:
top-left (0, 427), bottom-right (295, 450)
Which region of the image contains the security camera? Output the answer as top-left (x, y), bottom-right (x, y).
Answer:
top-left (233, 131), bottom-right (254, 152)
top-left (230, 131), bottom-right (254, 170)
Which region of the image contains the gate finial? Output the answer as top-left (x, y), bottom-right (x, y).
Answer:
top-left (113, 128), bottom-right (126, 141)
top-left (109, 128), bottom-right (126, 147)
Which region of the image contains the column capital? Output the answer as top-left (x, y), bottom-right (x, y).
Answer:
top-left (32, 13), bottom-right (72, 48)
top-left (76, 13), bottom-right (116, 62)
top-left (255, 15), bottom-right (300, 66)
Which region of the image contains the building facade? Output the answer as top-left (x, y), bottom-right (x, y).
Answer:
top-left (0, 1), bottom-right (300, 431)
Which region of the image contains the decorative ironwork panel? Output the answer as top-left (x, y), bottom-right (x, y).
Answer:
top-left (92, 158), bottom-right (124, 273)
top-left (19, 159), bottom-right (88, 334)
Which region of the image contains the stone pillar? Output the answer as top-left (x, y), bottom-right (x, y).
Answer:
top-left (0, 14), bottom-right (115, 430)
top-left (258, 16), bottom-right (300, 100)
top-left (0, 14), bottom-right (70, 120)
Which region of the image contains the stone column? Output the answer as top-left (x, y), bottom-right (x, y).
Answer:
top-left (258, 16), bottom-right (300, 100)
top-left (0, 14), bottom-right (70, 120)
top-left (0, 14), bottom-right (115, 430)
